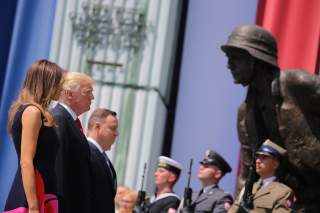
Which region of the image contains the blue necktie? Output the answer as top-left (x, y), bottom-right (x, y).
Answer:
top-left (102, 152), bottom-right (113, 179)
top-left (102, 152), bottom-right (117, 190)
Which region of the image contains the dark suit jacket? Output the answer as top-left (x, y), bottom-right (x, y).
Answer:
top-left (88, 142), bottom-right (117, 213)
top-left (51, 104), bottom-right (92, 213)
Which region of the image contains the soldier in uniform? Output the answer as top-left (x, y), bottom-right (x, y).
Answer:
top-left (228, 139), bottom-right (294, 213)
top-left (144, 156), bottom-right (183, 213)
top-left (185, 150), bottom-right (233, 213)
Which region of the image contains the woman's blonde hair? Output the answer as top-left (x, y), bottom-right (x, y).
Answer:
top-left (7, 59), bottom-right (64, 134)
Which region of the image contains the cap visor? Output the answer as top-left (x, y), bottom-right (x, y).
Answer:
top-left (255, 152), bottom-right (273, 157)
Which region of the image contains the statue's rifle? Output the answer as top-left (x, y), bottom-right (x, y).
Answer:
top-left (237, 88), bottom-right (262, 213)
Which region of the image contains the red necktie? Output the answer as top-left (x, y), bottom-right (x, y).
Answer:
top-left (75, 118), bottom-right (83, 133)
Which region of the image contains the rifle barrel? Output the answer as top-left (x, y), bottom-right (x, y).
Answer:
top-left (187, 159), bottom-right (193, 187)
top-left (140, 163), bottom-right (147, 191)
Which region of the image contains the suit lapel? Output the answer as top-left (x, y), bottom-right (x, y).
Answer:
top-left (102, 152), bottom-right (117, 191)
top-left (94, 146), bottom-right (113, 180)
top-left (253, 182), bottom-right (275, 200)
top-left (90, 144), bottom-right (117, 192)
top-left (56, 104), bottom-right (74, 121)
top-left (193, 185), bottom-right (218, 204)
top-left (194, 194), bottom-right (208, 204)
top-left (252, 182), bottom-right (261, 194)
top-left (108, 159), bottom-right (117, 190)
top-left (56, 104), bottom-right (86, 138)
top-left (53, 104), bottom-right (89, 156)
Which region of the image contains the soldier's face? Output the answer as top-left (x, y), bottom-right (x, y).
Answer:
top-left (198, 163), bottom-right (222, 182)
top-left (154, 167), bottom-right (176, 186)
top-left (255, 154), bottom-right (279, 179)
top-left (226, 49), bottom-right (255, 86)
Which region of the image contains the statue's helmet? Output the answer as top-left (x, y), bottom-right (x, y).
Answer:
top-left (221, 24), bottom-right (278, 68)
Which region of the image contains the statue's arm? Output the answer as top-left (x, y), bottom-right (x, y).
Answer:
top-left (279, 70), bottom-right (320, 175)
top-left (236, 103), bottom-right (252, 191)
top-left (280, 70), bottom-right (320, 114)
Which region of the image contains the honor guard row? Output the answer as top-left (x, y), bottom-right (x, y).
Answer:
top-left (134, 139), bottom-right (293, 213)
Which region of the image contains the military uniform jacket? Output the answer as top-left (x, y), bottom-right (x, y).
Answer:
top-left (190, 185), bottom-right (233, 213)
top-left (228, 181), bottom-right (293, 213)
top-left (146, 192), bottom-right (181, 213)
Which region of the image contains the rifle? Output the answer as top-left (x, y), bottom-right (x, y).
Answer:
top-left (237, 156), bottom-right (256, 213)
top-left (237, 133), bottom-right (260, 212)
top-left (134, 163), bottom-right (147, 213)
top-left (182, 159), bottom-right (193, 212)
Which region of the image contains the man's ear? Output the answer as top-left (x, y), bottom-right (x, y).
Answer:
top-left (168, 173), bottom-right (177, 183)
top-left (65, 90), bottom-right (73, 99)
top-left (272, 158), bottom-right (280, 170)
top-left (214, 169), bottom-right (223, 180)
top-left (94, 122), bottom-right (101, 130)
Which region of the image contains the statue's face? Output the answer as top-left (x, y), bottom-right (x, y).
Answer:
top-left (226, 48), bottom-right (255, 86)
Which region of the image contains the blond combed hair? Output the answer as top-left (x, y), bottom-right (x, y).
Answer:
top-left (62, 72), bottom-right (94, 92)
top-left (7, 59), bottom-right (64, 134)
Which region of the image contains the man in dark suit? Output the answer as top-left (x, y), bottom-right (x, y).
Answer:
top-left (185, 150), bottom-right (233, 213)
top-left (51, 72), bottom-right (94, 213)
top-left (86, 108), bottom-right (119, 213)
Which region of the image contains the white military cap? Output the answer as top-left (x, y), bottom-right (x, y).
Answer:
top-left (158, 156), bottom-right (183, 177)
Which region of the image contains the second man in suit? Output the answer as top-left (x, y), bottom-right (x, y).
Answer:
top-left (87, 108), bottom-right (119, 213)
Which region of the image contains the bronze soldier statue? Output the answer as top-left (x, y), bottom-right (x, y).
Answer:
top-left (221, 24), bottom-right (320, 212)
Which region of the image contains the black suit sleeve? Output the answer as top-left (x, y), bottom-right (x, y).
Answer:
top-left (52, 105), bottom-right (92, 213)
top-left (53, 113), bottom-right (69, 204)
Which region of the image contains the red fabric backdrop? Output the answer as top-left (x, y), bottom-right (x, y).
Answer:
top-left (256, 0), bottom-right (320, 73)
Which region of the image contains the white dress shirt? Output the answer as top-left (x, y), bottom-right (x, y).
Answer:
top-left (260, 176), bottom-right (276, 187)
top-left (58, 102), bottom-right (77, 120)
